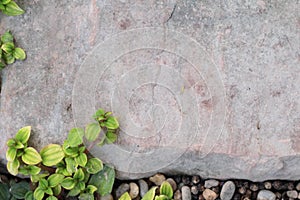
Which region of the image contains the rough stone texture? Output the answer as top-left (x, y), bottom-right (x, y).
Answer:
top-left (0, 0), bottom-right (299, 181)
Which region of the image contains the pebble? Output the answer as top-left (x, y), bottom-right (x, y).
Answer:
top-left (264, 181), bottom-right (272, 190)
top-left (220, 181), bottom-right (235, 200)
top-left (191, 185), bottom-right (198, 195)
top-left (286, 190), bottom-right (298, 199)
top-left (238, 186), bottom-right (246, 194)
top-left (115, 183), bottom-right (130, 199)
top-left (272, 181), bottom-right (282, 190)
top-left (296, 182), bottom-right (300, 191)
top-left (198, 194), bottom-right (204, 200)
top-left (204, 180), bottom-right (219, 189)
top-left (149, 174), bottom-right (166, 186)
top-left (129, 182), bottom-right (139, 199)
top-left (174, 190), bottom-right (182, 200)
top-left (192, 176), bottom-right (200, 185)
top-left (257, 190), bottom-right (276, 200)
top-left (138, 179), bottom-right (148, 197)
top-left (250, 183), bottom-right (259, 192)
top-left (202, 189), bottom-right (217, 200)
top-left (167, 178), bottom-right (177, 191)
top-left (100, 194), bottom-right (114, 200)
top-left (182, 176), bottom-right (190, 185)
top-left (287, 182), bottom-right (295, 190)
top-left (181, 186), bottom-right (192, 200)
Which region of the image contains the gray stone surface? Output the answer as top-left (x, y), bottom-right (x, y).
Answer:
top-left (0, 0), bottom-right (299, 181)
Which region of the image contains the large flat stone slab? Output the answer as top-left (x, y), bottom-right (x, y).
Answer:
top-left (0, 0), bottom-right (299, 181)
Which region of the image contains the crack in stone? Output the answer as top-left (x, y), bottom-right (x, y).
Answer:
top-left (165, 4), bottom-right (177, 23)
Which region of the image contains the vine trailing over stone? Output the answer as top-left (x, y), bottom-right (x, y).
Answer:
top-left (5, 108), bottom-right (119, 200)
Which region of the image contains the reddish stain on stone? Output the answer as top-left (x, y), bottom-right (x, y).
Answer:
top-left (119, 18), bottom-right (131, 30)
top-left (201, 98), bottom-right (213, 110)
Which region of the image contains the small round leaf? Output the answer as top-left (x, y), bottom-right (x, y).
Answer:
top-left (22, 147), bottom-right (42, 165)
top-left (85, 123), bottom-right (101, 142)
top-left (85, 158), bottom-right (103, 174)
top-left (40, 144), bottom-right (65, 167)
top-left (13, 48), bottom-right (26, 60)
top-left (15, 126), bottom-right (31, 144)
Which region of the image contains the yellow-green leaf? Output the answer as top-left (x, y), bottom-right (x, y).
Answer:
top-left (66, 128), bottom-right (84, 147)
top-left (104, 116), bottom-right (119, 129)
top-left (1, 42), bottom-right (14, 53)
top-left (85, 123), bottom-right (101, 142)
top-left (1, 30), bottom-right (13, 43)
top-left (40, 144), bottom-right (65, 167)
top-left (61, 177), bottom-right (75, 190)
top-left (13, 47), bottom-right (26, 60)
top-left (160, 181), bottom-right (173, 199)
top-left (22, 147), bottom-right (42, 165)
top-left (33, 187), bottom-right (44, 200)
top-left (47, 174), bottom-right (65, 188)
top-left (119, 192), bottom-right (131, 200)
top-left (15, 126), bottom-right (31, 144)
top-left (142, 187), bottom-right (157, 200)
top-left (6, 147), bottom-right (17, 161)
top-left (75, 153), bottom-right (87, 167)
top-left (74, 168), bottom-right (85, 181)
top-left (6, 159), bottom-right (19, 176)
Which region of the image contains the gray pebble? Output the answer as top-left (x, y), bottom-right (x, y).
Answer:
top-left (181, 186), bottom-right (192, 200)
top-left (286, 190), bottom-right (298, 199)
top-left (220, 181), bottom-right (235, 200)
top-left (149, 174), bottom-right (166, 186)
top-left (167, 178), bottom-right (177, 191)
top-left (257, 190), bottom-right (276, 200)
top-left (204, 180), bottom-right (219, 189)
top-left (129, 182), bottom-right (139, 199)
top-left (116, 183), bottom-right (130, 199)
top-left (202, 189), bottom-right (217, 200)
top-left (138, 180), bottom-right (148, 197)
top-left (250, 183), bottom-right (259, 192)
top-left (174, 190), bottom-right (182, 200)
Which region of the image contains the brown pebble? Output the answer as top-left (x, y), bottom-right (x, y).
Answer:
top-left (264, 181), bottom-right (272, 190)
top-left (238, 187), bottom-right (246, 194)
top-left (296, 182), bottom-right (300, 191)
top-left (167, 178), bottom-right (177, 191)
top-left (275, 192), bottom-right (281, 199)
top-left (198, 185), bottom-right (205, 192)
top-left (202, 189), bottom-right (217, 200)
top-left (198, 194), bottom-right (205, 200)
top-left (249, 183), bottom-right (258, 192)
top-left (211, 187), bottom-right (219, 194)
top-left (191, 186), bottom-right (198, 195)
top-left (272, 181), bottom-right (282, 190)
top-left (129, 182), bottom-right (139, 199)
top-left (149, 174), bottom-right (166, 186)
top-left (192, 176), bottom-right (200, 185)
top-left (287, 182), bottom-right (295, 190)
top-left (174, 190), bottom-right (182, 200)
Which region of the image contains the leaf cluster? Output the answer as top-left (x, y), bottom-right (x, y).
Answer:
top-left (5, 109), bottom-right (119, 200)
top-left (0, 0), bottom-right (24, 16)
top-left (0, 30), bottom-right (26, 69)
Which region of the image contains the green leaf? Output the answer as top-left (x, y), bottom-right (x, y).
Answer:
top-left (13, 47), bottom-right (26, 60)
top-left (89, 165), bottom-right (115, 196)
top-left (93, 109), bottom-right (105, 120)
top-left (79, 193), bottom-right (94, 200)
top-left (6, 139), bottom-right (16, 147)
top-left (2, 1), bottom-right (24, 16)
top-left (86, 185), bottom-right (97, 194)
top-left (105, 131), bottom-right (117, 144)
top-left (85, 123), bottom-right (101, 141)
top-left (39, 179), bottom-right (48, 190)
top-left (14, 141), bottom-right (24, 149)
top-left (30, 172), bottom-right (49, 183)
top-left (1, 0), bottom-right (12, 5)
top-left (15, 126), bottom-right (31, 144)
top-left (44, 187), bottom-right (53, 195)
top-left (142, 187), bottom-right (157, 200)
top-left (40, 144), bottom-right (65, 166)
top-left (61, 177), bottom-right (76, 190)
top-left (22, 147), bottom-right (42, 165)
top-left (52, 185), bottom-right (61, 196)
top-left (33, 187), bottom-right (44, 200)
top-left (85, 158), bottom-right (103, 174)
top-left (160, 181), bottom-right (173, 199)
top-left (154, 195), bottom-right (169, 200)
top-left (63, 144), bottom-right (79, 157)
top-left (24, 191), bottom-right (34, 200)
top-left (0, 183), bottom-right (11, 200)
top-left (46, 196), bottom-right (58, 200)
top-left (119, 192), bottom-right (131, 200)
top-left (74, 168), bottom-right (85, 181)
top-left (104, 116), bottom-right (119, 129)
top-left (66, 128), bottom-right (84, 147)
top-left (65, 157), bottom-right (77, 174)
top-left (7, 159), bottom-right (19, 176)
top-left (1, 30), bottom-right (13, 43)
top-left (6, 147), bottom-right (17, 161)
top-left (1, 42), bottom-right (14, 53)
top-left (0, 61), bottom-right (5, 70)
top-left (78, 181), bottom-right (85, 191)
top-left (10, 181), bottom-right (30, 199)
top-left (47, 174), bottom-right (65, 188)
top-left (75, 153), bottom-right (87, 167)
top-left (67, 185), bottom-right (81, 197)
top-left (19, 165), bottom-right (41, 176)
top-left (3, 53), bottom-right (15, 64)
